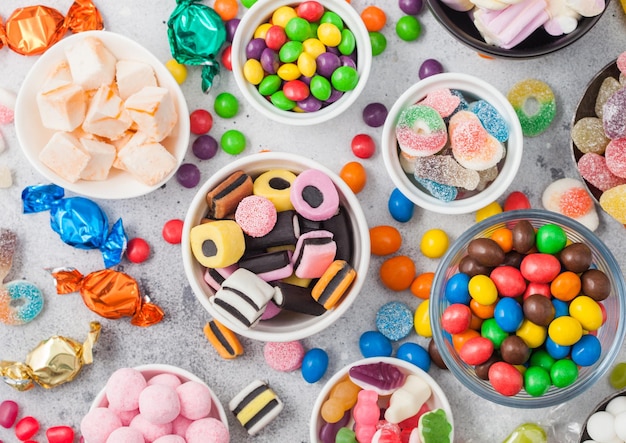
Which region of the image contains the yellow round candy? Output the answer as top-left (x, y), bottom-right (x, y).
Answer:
top-left (420, 229), bottom-right (449, 259)
top-left (297, 52), bottom-right (317, 78)
top-left (317, 23), bottom-right (342, 47)
top-left (516, 319), bottom-right (547, 348)
top-left (548, 316), bottom-right (583, 346)
top-left (254, 23), bottom-right (273, 39)
top-left (414, 300), bottom-right (431, 337)
top-left (243, 59), bottom-right (264, 85)
top-left (165, 59), bottom-right (187, 84)
top-left (302, 38), bottom-right (327, 58)
top-left (475, 201), bottom-right (503, 223)
top-left (277, 63), bottom-right (301, 81)
top-left (569, 295), bottom-right (603, 331)
top-left (468, 275), bottom-right (498, 305)
top-left (272, 6), bottom-right (297, 28)
top-left (600, 184), bottom-right (626, 224)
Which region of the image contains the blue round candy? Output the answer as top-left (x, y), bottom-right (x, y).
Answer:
top-left (444, 273), bottom-right (471, 304)
top-left (552, 299), bottom-right (569, 318)
top-left (301, 348), bottom-right (329, 383)
top-left (493, 297), bottom-right (524, 333)
top-left (571, 334), bottom-right (601, 367)
top-left (359, 330), bottom-right (393, 358)
top-left (396, 342), bottom-right (431, 372)
top-left (376, 301), bottom-right (413, 341)
top-left (388, 188), bottom-right (414, 223)
top-left (545, 336), bottom-right (570, 359)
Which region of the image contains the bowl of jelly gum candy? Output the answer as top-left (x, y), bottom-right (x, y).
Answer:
top-left (230, 0), bottom-right (372, 126)
top-left (309, 356), bottom-right (454, 443)
top-left (430, 208), bottom-right (626, 408)
top-left (14, 30), bottom-right (189, 200)
top-left (381, 72), bottom-right (524, 215)
top-left (181, 151), bottom-right (370, 342)
top-left (87, 364), bottom-right (229, 441)
top-left (579, 388), bottom-right (626, 442)
top-left (425, 0), bottom-right (610, 59)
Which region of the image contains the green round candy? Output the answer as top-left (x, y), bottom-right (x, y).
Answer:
top-left (524, 366), bottom-right (552, 397)
top-left (220, 129), bottom-right (246, 155)
top-left (270, 90), bottom-right (296, 111)
top-left (529, 349), bottom-right (555, 371)
top-left (335, 427), bottom-right (356, 443)
top-left (258, 75), bottom-right (282, 96)
top-left (309, 22), bottom-right (319, 39)
top-left (550, 358), bottom-right (578, 388)
top-left (609, 362), bottom-right (626, 389)
top-left (481, 318), bottom-right (508, 349)
top-left (535, 224), bottom-right (567, 254)
top-left (369, 31), bottom-right (387, 56)
top-left (320, 11), bottom-right (344, 30)
top-left (241, 0), bottom-right (257, 7)
top-left (310, 75), bottom-right (332, 101)
top-left (279, 40), bottom-right (303, 63)
top-left (331, 66), bottom-right (358, 92)
top-left (338, 29), bottom-right (356, 56)
top-left (285, 17), bottom-right (311, 42)
top-left (396, 15), bottom-right (421, 42)
top-left (214, 92), bottom-right (239, 118)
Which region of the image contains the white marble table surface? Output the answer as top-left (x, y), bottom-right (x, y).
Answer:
top-left (1, 0), bottom-right (626, 442)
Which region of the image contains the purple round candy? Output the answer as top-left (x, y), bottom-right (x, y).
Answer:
top-left (260, 47), bottom-right (280, 74)
top-left (297, 95), bottom-right (323, 112)
top-left (225, 18), bottom-right (240, 42)
top-left (326, 46), bottom-right (340, 56)
top-left (339, 55), bottom-right (356, 70)
top-left (363, 102), bottom-right (388, 127)
top-left (192, 135), bottom-right (219, 160)
top-left (176, 163), bottom-right (201, 188)
top-left (323, 89), bottom-right (344, 105)
top-left (399, 0), bottom-right (424, 15)
top-left (419, 58), bottom-right (444, 79)
top-left (246, 38), bottom-right (267, 60)
top-left (316, 52), bottom-right (341, 78)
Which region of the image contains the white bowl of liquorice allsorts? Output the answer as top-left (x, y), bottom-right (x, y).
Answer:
top-left (181, 151), bottom-right (370, 342)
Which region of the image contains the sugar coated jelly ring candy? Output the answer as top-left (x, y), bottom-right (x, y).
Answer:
top-left (395, 104), bottom-right (447, 157)
top-left (0, 281), bottom-right (44, 325)
top-left (507, 79), bottom-right (556, 137)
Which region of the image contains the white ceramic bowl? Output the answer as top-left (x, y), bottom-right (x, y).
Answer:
top-left (15, 30), bottom-right (190, 199)
top-left (231, 0), bottom-right (372, 126)
top-left (181, 151), bottom-right (370, 342)
top-left (309, 356), bottom-right (454, 442)
top-left (381, 72), bottom-right (524, 215)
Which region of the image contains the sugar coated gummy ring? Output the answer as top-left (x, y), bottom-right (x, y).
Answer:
top-left (0, 281), bottom-right (44, 325)
top-left (507, 79), bottom-right (556, 137)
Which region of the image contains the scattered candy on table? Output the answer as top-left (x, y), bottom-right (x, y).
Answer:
top-left (507, 78), bottom-right (556, 137)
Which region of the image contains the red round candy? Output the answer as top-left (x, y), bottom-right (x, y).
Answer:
top-left (283, 79), bottom-right (310, 101)
top-left (126, 238), bottom-right (150, 263)
top-left (351, 133), bottom-right (376, 159)
top-left (46, 426), bottom-right (75, 443)
top-left (520, 253), bottom-right (561, 283)
top-left (296, 0), bottom-right (325, 21)
top-left (459, 336), bottom-right (494, 365)
top-left (265, 25), bottom-right (287, 51)
top-left (0, 400), bottom-right (19, 429)
top-left (441, 303), bottom-right (472, 334)
top-left (489, 266), bottom-right (526, 298)
top-left (522, 282), bottom-right (551, 300)
top-left (488, 362), bottom-right (523, 396)
top-left (162, 219), bottom-right (184, 244)
top-left (504, 191), bottom-right (531, 211)
top-left (190, 109), bottom-right (213, 135)
top-left (221, 45), bottom-right (233, 71)
top-left (15, 416), bottom-right (39, 441)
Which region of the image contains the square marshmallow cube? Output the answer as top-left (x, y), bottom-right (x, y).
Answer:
top-left (83, 84), bottom-right (132, 140)
top-left (65, 36), bottom-right (117, 91)
top-left (79, 138), bottom-right (116, 181)
top-left (124, 86), bottom-right (177, 142)
top-left (39, 132), bottom-right (90, 183)
top-left (117, 141), bottom-right (177, 186)
top-left (115, 60), bottom-right (157, 100)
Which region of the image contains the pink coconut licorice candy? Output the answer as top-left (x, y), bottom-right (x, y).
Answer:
top-left (292, 230), bottom-right (337, 279)
top-left (234, 195), bottom-right (277, 238)
top-left (176, 381), bottom-right (213, 420)
top-left (105, 367), bottom-right (147, 412)
top-left (395, 104), bottom-right (447, 157)
top-left (263, 341), bottom-right (305, 372)
top-left (290, 169), bottom-right (339, 221)
top-left (80, 407), bottom-right (123, 443)
top-left (384, 375), bottom-right (432, 424)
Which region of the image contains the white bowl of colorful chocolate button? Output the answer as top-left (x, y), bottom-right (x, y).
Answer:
top-left (181, 151), bottom-right (370, 342)
top-left (430, 209), bottom-right (626, 408)
top-left (381, 72), bottom-right (524, 215)
top-left (83, 364), bottom-right (229, 442)
top-left (309, 356), bottom-right (454, 443)
top-left (230, 0), bottom-right (372, 126)
top-left (571, 52), bottom-right (626, 226)
top-left (14, 30), bottom-right (189, 199)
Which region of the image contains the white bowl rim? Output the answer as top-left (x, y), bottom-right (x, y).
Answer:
top-left (381, 72), bottom-right (524, 215)
top-left (181, 151), bottom-right (371, 342)
top-left (231, 0), bottom-right (373, 126)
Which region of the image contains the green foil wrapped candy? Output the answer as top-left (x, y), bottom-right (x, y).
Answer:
top-left (167, 0), bottom-right (226, 92)
top-left (501, 423), bottom-right (547, 443)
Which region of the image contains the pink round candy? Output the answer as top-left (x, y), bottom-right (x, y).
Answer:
top-left (106, 368), bottom-right (147, 411)
top-left (235, 195), bottom-right (278, 237)
top-left (129, 414), bottom-right (172, 442)
top-left (109, 408), bottom-right (139, 426)
top-left (171, 414), bottom-right (192, 438)
top-left (263, 341), bottom-right (305, 372)
top-left (185, 418), bottom-right (229, 443)
top-left (139, 384), bottom-right (181, 424)
top-left (147, 373), bottom-right (183, 389)
top-left (605, 138), bottom-right (626, 178)
top-left (488, 362), bottom-right (523, 396)
top-left (153, 436), bottom-right (186, 443)
top-left (80, 407), bottom-right (123, 443)
top-left (459, 336), bottom-right (494, 365)
top-left (489, 266), bottom-right (526, 298)
top-left (105, 426), bottom-right (144, 443)
top-left (440, 303), bottom-right (471, 334)
top-left (520, 253), bottom-right (561, 283)
top-left (176, 381), bottom-right (213, 420)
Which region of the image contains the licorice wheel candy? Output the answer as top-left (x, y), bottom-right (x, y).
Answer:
top-left (205, 170), bottom-right (253, 219)
top-left (253, 169), bottom-right (297, 212)
top-left (189, 220), bottom-right (245, 268)
top-left (203, 319), bottom-right (244, 359)
top-left (290, 169), bottom-right (339, 221)
top-left (312, 259), bottom-right (356, 310)
top-left (229, 379), bottom-right (283, 435)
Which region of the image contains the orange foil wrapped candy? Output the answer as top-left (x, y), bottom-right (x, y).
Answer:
top-left (50, 268), bottom-right (164, 327)
top-left (1, 321), bottom-right (101, 391)
top-left (4, 0), bottom-right (103, 56)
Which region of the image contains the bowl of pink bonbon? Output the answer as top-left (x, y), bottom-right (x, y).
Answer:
top-left (181, 151), bottom-right (370, 342)
top-left (430, 209), bottom-right (626, 408)
top-left (230, 0), bottom-right (372, 126)
top-left (309, 356), bottom-right (454, 443)
top-left (381, 72), bottom-right (523, 215)
top-left (84, 364), bottom-right (229, 443)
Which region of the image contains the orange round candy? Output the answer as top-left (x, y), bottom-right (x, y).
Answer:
top-left (550, 271), bottom-right (581, 302)
top-left (360, 5), bottom-right (386, 32)
top-left (213, 0), bottom-right (239, 21)
top-left (410, 272), bottom-right (434, 300)
top-left (470, 298), bottom-right (497, 319)
top-left (379, 255), bottom-right (415, 291)
top-left (340, 161), bottom-right (367, 194)
top-left (490, 227), bottom-right (513, 253)
top-left (369, 225), bottom-right (402, 256)
top-left (452, 329), bottom-right (480, 352)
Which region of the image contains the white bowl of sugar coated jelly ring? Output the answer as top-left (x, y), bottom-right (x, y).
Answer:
top-left (309, 356), bottom-right (454, 443)
top-left (14, 30), bottom-right (189, 200)
top-left (381, 72), bottom-right (524, 215)
top-left (230, 0), bottom-right (372, 126)
top-left (181, 151), bottom-right (370, 342)
top-left (430, 209), bottom-right (626, 408)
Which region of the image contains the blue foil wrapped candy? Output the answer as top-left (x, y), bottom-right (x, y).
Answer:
top-left (21, 184), bottom-right (127, 268)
